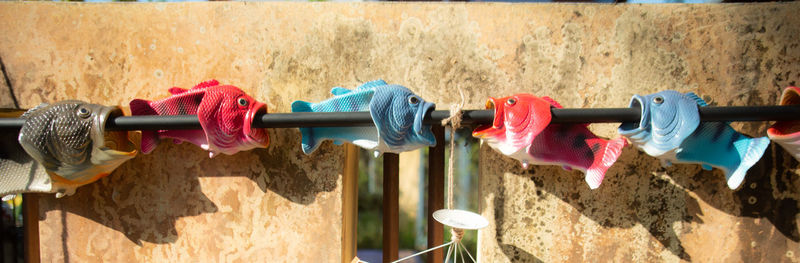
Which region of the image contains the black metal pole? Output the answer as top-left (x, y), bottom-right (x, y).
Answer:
top-left (0, 105), bottom-right (799, 131)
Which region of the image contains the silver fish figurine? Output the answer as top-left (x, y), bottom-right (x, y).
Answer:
top-left (1, 101), bottom-right (137, 198)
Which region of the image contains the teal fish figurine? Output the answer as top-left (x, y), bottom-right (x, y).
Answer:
top-left (291, 80), bottom-right (436, 156)
top-left (618, 90), bottom-right (769, 189)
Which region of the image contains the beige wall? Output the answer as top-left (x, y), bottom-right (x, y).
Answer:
top-left (0, 2), bottom-right (798, 262)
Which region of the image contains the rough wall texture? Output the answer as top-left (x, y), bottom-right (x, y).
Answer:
top-left (0, 2), bottom-right (798, 262)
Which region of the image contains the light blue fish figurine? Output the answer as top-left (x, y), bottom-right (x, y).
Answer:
top-left (618, 90), bottom-right (769, 189)
top-left (291, 80), bottom-right (436, 156)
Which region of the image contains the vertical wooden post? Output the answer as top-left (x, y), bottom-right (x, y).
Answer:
top-left (382, 153), bottom-right (399, 262)
top-left (427, 126), bottom-right (445, 263)
top-left (22, 193), bottom-right (39, 263)
top-left (342, 144), bottom-right (359, 263)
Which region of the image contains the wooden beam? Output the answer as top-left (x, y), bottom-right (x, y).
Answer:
top-left (427, 126), bottom-right (445, 263)
top-left (341, 144), bottom-right (359, 263)
top-left (382, 153), bottom-right (399, 262)
top-left (22, 193), bottom-right (39, 263)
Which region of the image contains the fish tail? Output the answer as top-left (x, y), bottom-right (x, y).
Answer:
top-left (129, 99), bottom-right (160, 154)
top-left (585, 136), bottom-right (627, 189)
top-left (291, 100), bottom-right (321, 154)
top-left (726, 136), bottom-right (769, 189)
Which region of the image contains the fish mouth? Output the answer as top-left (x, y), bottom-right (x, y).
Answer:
top-left (769, 86), bottom-right (800, 136)
top-left (244, 102), bottom-right (269, 147)
top-left (414, 101), bottom-right (436, 145)
top-left (90, 105), bottom-right (119, 148)
top-left (618, 94), bottom-right (648, 134)
top-left (472, 98), bottom-right (501, 138)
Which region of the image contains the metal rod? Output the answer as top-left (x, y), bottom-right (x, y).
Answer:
top-left (0, 105), bottom-right (799, 131)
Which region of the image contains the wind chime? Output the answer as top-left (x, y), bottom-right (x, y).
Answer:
top-left (392, 90), bottom-right (489, 263)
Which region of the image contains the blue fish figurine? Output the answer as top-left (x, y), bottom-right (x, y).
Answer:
top-left (291, 80), bottom-right (436, 156)
top-left (618, 90), bottom-right (769, 189)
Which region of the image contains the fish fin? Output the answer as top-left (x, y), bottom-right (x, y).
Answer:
top-left (129, 99), bottom-right (160, 154)
top-left (701, 164), bottom-right (713, 171)
top-left (20, 103), bottom-right (49, 119)
top-left (541, 96), bottom-right (564, 109)
top-left (684, 92), bottom-right (708, 107)
top-left (331, 87), bottom-right (352, 96)
top-left (356, 80), bottom-right (388, 90)
top-left (191, 79), bottom-right (220, 90)
top-left (168, 87), bottom-right (189, 95)
top-left (725, 137), bottom-right (769, 189)
top-left (584, 137), bottom-right (627, 189)
top-left (291, 100), bottom-right (322, 154)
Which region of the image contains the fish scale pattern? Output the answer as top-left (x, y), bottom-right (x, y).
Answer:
top-left (618, 90), bottom-right (769, 189)
top-left (2, 100), bottom-right (137, 197)
top-left (20, 101), bottom-right (95, 171)
top-left (473, 94), bottom-right (627, 189)
top-left (129, 80), bottom-right (269, 157)
top-left (292, 80), bottom-right (436, 156)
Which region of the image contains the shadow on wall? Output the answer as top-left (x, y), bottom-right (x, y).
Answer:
top-left (491, 145), bottom-right (799, 261)
top-left (38, 128), bottom-right (340, 244)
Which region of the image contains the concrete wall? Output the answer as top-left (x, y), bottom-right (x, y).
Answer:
top-left (0, 2), bottom-right (798, 262)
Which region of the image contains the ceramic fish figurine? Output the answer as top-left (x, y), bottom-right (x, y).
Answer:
top-left (129, 80), bottom-right (269, 157)
top-left (618, 90), bottom-right (769, 189)
top-left (767, 86), bottom-right (800, 161)
top-left (1, 101), bottom-right (137, 198)
top-left (291, 80), bottom-right (436, 156)
top-left (472, 94), bottom-right (627, 189)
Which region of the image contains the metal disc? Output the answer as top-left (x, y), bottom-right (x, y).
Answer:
top-left (432, 209), bottom-right (489, 230)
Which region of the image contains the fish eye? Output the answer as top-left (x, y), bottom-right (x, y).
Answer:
top-left (506, 98), bottom-right (516, 105)
top-left (408, 96), bottom-right (419, 105)
top-left (77, 107), bottom-right (91, 118)
top-left (237, 98), bottom-right (248, 107)
top-left (653, 96), bottom-right (664, 104)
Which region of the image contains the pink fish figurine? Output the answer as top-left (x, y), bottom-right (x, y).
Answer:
top-left (768, 86), bottom-right (800, 161)
top-left (129, 80), bottom-right (269, 157)
top-left (472, 94), bottom-right (627, 189)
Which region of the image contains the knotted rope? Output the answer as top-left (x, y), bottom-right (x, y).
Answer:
top-left (440, 88), bottom-right (466, 243)
top-left (392, 89), bottom-right (474, 263)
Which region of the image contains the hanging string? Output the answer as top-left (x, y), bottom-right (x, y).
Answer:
top-left (392, 241), bottom-right (455, 263)
top-left (440, 88), bottom-right (466, 243)
top-left (392, 89), bottom-right (470, 263)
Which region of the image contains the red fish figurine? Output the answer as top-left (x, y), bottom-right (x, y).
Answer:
top-left (129, 80), bottom-right (269, 157)
top-left (472, 94), bottom-right (627, 189)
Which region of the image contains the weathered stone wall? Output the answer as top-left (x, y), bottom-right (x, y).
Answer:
top-left (474, 4), bottom-right (800, 263)
top-left (0, 2), bottom-right (798, 262)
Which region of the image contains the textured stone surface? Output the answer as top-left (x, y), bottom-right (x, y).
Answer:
top-left (0, 2), bottom-right (798, 262)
